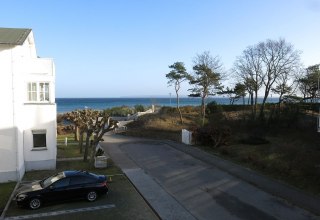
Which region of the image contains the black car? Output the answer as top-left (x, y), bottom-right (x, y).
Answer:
top-left (15, 170), bottom-right (108, 209)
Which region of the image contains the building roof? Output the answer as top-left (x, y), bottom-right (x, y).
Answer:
top-left (0, 28), bottom-right (31, 45)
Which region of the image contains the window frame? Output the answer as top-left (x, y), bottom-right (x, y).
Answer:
top-left (31, 129), bottom-right (47, 150)
top-left (26, 82), bottom-right (51, 103)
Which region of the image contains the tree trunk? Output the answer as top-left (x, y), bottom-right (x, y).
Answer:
top-left (254, 90), bottom-right (258, 119)
top-left (90, 140), bottom-right (95, 166)
top-left (259, 91), bottom-right (269, 119)
top-left (74, 126), bottom-right (79, 141)
top-left (176, 91), bottom-right (183, 124)
top-left (79, 131), bottom-right (84, 153)
top-left (83, 132), bottom-right (91, 162)
top-left (201, 95), bottom-right (206, 126)
top-left (278, 92), bottom-right (284, 112)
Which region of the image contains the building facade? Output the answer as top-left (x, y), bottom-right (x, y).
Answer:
top-left (0, 28), bottom-right (56, 182)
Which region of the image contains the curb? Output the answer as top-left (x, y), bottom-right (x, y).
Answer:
top-left (121, 171), bottom-right (162, 220)
top-left (57, 157), bottom-right (82, 162)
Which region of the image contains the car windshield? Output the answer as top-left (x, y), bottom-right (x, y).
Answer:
top-left (40, 172), bottom-right (65, 188)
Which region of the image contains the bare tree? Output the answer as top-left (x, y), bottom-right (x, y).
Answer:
top-left (271, 67), bottom-right (300, 105)
top-left (234, 39), bottom-right (302, 119)
top-left (188, 51), bottom-right (223, 126)
top-left (258, 39), bottom-right (301, 118)
top-left (166, 62), bottom-right (188, 124)
top-left (233, 45), bottom-right (263, 118)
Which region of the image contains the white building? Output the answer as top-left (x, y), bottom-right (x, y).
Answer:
top-left (0, 28), bottom-right (56, 182)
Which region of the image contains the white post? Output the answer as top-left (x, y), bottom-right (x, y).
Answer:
top-left (65, 137), bottom-right (68, 146)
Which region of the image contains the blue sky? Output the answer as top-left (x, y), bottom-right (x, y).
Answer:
top-left (1, 0), bottom-right (319, 98)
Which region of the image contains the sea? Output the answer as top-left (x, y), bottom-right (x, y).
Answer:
top-left (56, 97), bottom-right (279, 114)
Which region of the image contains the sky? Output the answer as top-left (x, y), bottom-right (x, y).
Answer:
top-left (1, 0), bottom-right (320, 98)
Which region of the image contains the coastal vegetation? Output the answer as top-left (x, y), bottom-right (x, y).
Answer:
top-left (165, 39), bottom-right (315, 123)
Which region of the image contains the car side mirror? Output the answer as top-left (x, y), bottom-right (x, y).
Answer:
top-left (49, 185), bottom-right (55, 190)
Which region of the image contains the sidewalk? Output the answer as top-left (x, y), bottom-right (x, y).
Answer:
top-left (162, 139), bottom-right (320, 216)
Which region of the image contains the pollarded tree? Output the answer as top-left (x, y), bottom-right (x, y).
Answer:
top-left (166, 62), bottom-right (188, 124)
top-left (65, 109), bottom-right (118, 162)
top-left (89, 110), bottom-right (118, 165)
top-left (66, 109), bottom-right (100, 161)
top-left (188, 51), bottom-right (223, 126)
top-left (65, 110), bottom-right (98, 154)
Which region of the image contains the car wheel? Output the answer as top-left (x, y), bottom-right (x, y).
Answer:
top-left (29, 198), bottom-right (41, 210)
top-left (86, 191), bottom-right (97, 202)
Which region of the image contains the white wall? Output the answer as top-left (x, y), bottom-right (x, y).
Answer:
top-left (22, 104), bottom-right (57, 171)
top-left (0, 30), bottom-right (56, 182)
top-left (13, 35), bottom-right (57, 172)
top-left (0, 46), bottom-right (19, 182)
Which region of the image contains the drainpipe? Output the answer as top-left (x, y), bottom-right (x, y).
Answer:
top-left (11, 48), bottom-right (20, 181)
top-left (317, 65), bottom-right (320, 132)
top-left (10, 48), bottom-right (20, 181)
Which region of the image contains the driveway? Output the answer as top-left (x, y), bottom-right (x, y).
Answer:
top-left (101, 134), bottom-right (320, 220)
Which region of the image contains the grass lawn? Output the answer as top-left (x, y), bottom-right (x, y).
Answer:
top-left (0, 182), bottom-right (16, 213)
top-left (57, 133), bottom-right (82, 158)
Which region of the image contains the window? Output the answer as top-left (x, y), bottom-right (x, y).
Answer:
top-left (39, 82), bottom-right (49, 101)
top-left (28, 83), bottom-right (37, 101)
top-left (53, 178), bottom-right (70, 188)
top-left (27, 82), bottom-right (50, 102)
top-left (32, 130), bottom-right (47, 148)
top-left (41, 172), bottom-right (65, 188)
top-left (69, 176), bottom-right (95, 186)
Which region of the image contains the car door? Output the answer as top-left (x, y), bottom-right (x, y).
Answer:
top-left (44, 177), bottom-right (71, 202)
top-left (66, 176), bottom-right (95, 199)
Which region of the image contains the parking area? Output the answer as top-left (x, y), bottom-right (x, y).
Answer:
top-left (4, 174), bottom-right (159, 220)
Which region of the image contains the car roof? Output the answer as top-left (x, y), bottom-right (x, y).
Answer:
top-left (63, 170), bottom-right (93, 177)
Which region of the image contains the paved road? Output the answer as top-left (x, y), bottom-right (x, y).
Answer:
top-left (101, 135), bottom-right (319, 220)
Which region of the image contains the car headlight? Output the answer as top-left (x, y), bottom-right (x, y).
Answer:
top-left (16, 194), bottom-right (28, 201)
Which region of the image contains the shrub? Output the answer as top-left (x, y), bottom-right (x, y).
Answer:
top-left (134, 104), bottom-right (145, 112)
top-left (241, 136), bottom-right (269, 145)
top-left (180, 106), bottom-right (198, 114)
top-left (206, 101), bottom-right (223, 115)
top-left (105, 106), bottom-right (134, 117)
top-left (159, 106), bottom-right (177, 114)
top-left (192, 124), bottom-right (231, 148)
